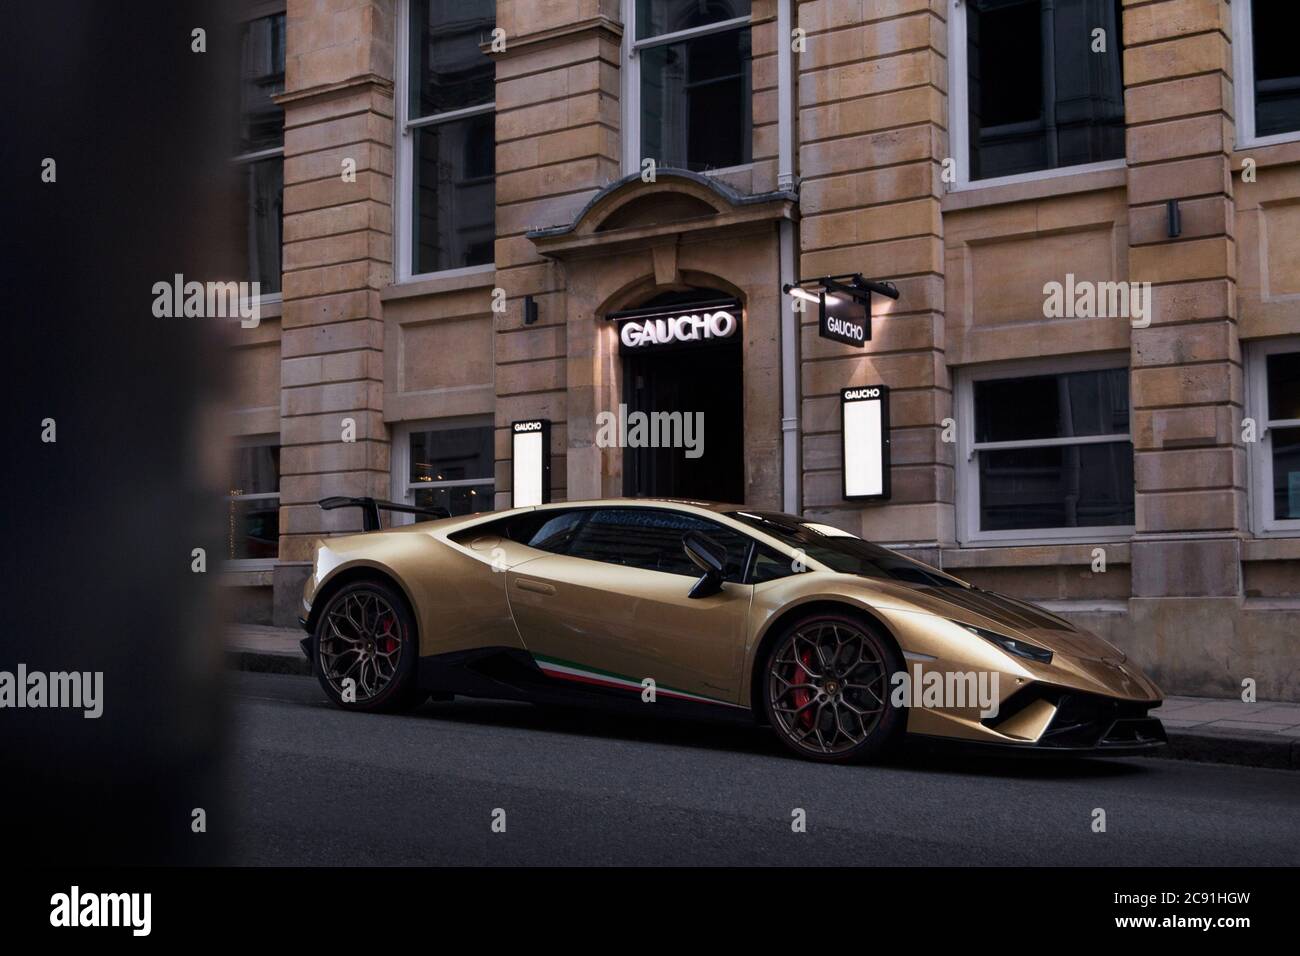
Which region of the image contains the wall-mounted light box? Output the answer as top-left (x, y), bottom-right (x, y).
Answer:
top-left (819, 288), bottom-right (869, 347)
top-left (511, 419), bottom-right (550, 507)
top-left (840, 386), bottom-right (891, 500)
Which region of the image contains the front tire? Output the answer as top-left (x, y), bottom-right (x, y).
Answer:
top-left (762, 612), bottom-right (904, 763)
top-left (313, 579), bottom-right (422, 713)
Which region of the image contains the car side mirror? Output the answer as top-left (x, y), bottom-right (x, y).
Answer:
top-left (683, 531), bottom-right (726, 599)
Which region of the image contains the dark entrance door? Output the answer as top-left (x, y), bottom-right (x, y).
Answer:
top-left (619, 292), bottom-right (745, 503)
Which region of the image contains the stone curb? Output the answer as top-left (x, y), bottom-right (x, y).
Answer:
top-left (226, 648), bottom-right (311, 677)
top-left (1159, 728), bottom-right (1300, 770)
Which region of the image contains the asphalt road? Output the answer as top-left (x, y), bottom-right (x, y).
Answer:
top-left (227, 672), bottom-right (1300, 866)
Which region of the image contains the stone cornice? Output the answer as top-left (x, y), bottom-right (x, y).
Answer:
top-left (274, 72), bottom-right (394, 109)
top-left (482, 15), bottom-right (623, 59)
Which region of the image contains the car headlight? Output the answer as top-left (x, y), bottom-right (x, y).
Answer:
top-left (960, 623), bottom-right (1053, 664)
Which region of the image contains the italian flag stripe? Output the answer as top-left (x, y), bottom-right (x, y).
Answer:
top-left (532, 654), bottom-right (746, 709)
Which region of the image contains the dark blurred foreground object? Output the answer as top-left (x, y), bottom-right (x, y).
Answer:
top-left (0, 1), bottom-right (242, 864)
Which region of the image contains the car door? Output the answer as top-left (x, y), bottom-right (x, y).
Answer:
top-left (506, 507), bottom-right (754, 708)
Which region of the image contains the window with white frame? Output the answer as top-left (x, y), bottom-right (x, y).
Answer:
top-left (948, 0), bottom-right (1125, 186)
top-left (392, 420), bottom-right (495, 520)
top-left (227, 440), bottom-right (280, 562)
top-left (624, 0), bottom-right (752, 174)
top-left (234, 11), bottom-right (285, 294)
top-left (1233, 1), bottom-right (1300, 147)
top-left (1247, 340), bottom-right (1300, 533)
top-left (957, 359), bottom-right (1135, 543)
top-left (398, 0), bottom-right (496, 278)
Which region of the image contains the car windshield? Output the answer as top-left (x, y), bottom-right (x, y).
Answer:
top-left (728, 511), bottom-right (969, 589)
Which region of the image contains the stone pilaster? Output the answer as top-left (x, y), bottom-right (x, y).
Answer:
top-left (490, 0), bottom-right (624, 507)
top-left (273, 0), bottom-right (395, 622)
top-left (796, 0), bottom-right (951, 546)
top-left (750, 0), bottom-right (781, 193)
top-left (1123, 0), bottom-right (1244, 599)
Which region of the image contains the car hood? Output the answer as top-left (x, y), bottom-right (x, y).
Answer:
top-left (927, 585), bottom-right (1125, 661)
top-left (852, 577), bottom-right (1126, 663)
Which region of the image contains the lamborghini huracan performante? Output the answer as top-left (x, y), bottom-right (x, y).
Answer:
top-left (299, 498), bottom-right (1166, 763)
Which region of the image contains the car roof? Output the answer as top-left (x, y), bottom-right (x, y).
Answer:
top-left (529, 497), bottom-right (746, 514)
top-left (428, 498), bottom-right (797, 542)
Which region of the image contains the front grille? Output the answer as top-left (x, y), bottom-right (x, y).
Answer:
top-left (1041, 693), bottom-right (1159, 748)
top-left (984, 685), bottom-right (1162, 749)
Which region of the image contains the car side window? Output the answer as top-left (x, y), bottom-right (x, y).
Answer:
top-left (565, 508), bottom-right (751, 580)
top-left (522, 510), bottom-right (587, 553)
top-left (456, 509), bottom-right (587, 553)
top-left (750, 545), bottom-right (800, 583)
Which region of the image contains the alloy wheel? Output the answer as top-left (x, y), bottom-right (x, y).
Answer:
top-left (768, 621), bottom-right (888, 756)
top-left (318, 589), bottom-right (405, 703)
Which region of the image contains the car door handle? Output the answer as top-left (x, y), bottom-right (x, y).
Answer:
top-left (514, 578), bottom-right (556, 596)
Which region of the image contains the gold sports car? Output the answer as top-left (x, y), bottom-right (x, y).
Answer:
top-left (299, 497), bottom-right (1166, 764)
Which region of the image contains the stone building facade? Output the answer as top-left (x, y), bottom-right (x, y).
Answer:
top-left (223, 0), bottom-right (1300, 701)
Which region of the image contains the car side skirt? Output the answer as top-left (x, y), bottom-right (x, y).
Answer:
top-left (416, 648), bottom-right (755, 724)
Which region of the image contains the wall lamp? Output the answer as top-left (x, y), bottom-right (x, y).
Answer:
top-left (785, 285), bottom-right (825, 304)
top-left (782, 274), bottom-right (900, 302)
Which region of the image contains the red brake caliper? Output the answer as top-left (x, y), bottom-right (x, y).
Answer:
top-left (790, 649), bottom-right (815, 730)
top-left (378, 614), bottom-right (398, 654)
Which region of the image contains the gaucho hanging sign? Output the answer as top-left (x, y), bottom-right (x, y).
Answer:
top-left (819, 292), bottom-right (868, 347)
top-left (784, 275), bottom-right (900, 349)
top-left (608, 297), bottom-right (741, 352)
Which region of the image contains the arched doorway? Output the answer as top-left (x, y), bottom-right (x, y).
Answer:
top-left (614, 288), bottom-right (745, 502)
top-left (527, 168), bottom-right (792, 507)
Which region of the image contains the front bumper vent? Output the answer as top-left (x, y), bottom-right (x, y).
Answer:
top-left (986, 685), bottom-right (1165, 750)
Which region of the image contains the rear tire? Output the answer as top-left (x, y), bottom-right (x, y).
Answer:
top-left (761, 611), bottom-right (904, 764)
top-left (313, 579), bottom-right (423, 713)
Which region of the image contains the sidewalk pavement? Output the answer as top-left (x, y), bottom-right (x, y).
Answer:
top-left (227, 624), bottom-right (1300, 770)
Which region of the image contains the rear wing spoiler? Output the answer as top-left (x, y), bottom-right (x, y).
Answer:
top-left (317, 496), bottom-right (450, 532)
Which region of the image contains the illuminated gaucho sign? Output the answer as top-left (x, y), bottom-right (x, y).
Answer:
top-left (619, 309), bottom-right (737, 349)
top-left (841, 385), bottom-right (891, 500)
top-left (608, 297), bottom-right (742, 352)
